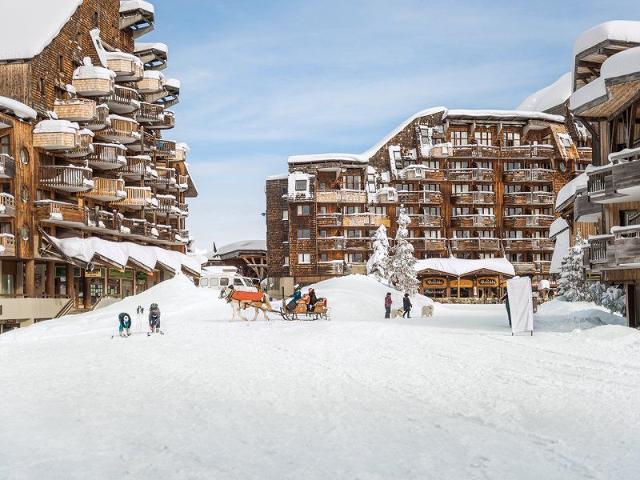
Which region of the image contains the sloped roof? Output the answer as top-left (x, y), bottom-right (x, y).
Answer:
top-left (517, 73), bottom-right (572, 112)
top-left (0, 1), bottom-right (83, 62)
top-left (215, 240), bottom-right (266, 257)
top-left (573, 20), bottom-right (640, 56)
top-left (415, 257), bottom-right (515, 277)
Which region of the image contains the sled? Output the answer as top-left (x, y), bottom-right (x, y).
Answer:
top-left (279, 298), bottom-right (330, 321)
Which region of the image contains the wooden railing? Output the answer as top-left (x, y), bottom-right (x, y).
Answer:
top-left (420, 191), bottom-right (443, 204)
top-left (85, 178), bottom-right (126, 202)
top-left (503, 168), bottom-right (554, 183)
top-left (155, 139), bottom-right (176, 158)
top-left (39, 165), bottom-right (93, 193)
top-left (318, 262), bottom-right (344, 275)
top-left (35, 200), bottom-right (87, 224)
top-left (0, 154), bottom-right (16, 179)
top-left (587, 171), bottom-right (608, 194)
top-left (449, 237), bottom-right (500, 251)
top-left (0, 193), bottom-right (16, 217)
top-left (155, 167), bottom-right (176, 186)
top-left (121, 156), bottom-right (149, 178)
top-left (86, 104), bottom-right (110, 130)
top-left (136, 102), bottom-right (164, 123)
top-left (450, 214), bottom-right (496, 228)
top-left (502, 238), bottom-right (554, 250)
top-left (316, 190), bottom-right (367, 203)
top-left (342, 214), bottom-right (390, 228)
top-left (0, 233), bottom-right (15, 257)
top-left (157, 111), bottom-right (175, 129)
top-left (452, 191), bottom-right (495, 204)
top-left (155, 194), bottom-right (177, 213)
top-left (448, 168), bottom-right (495, 182)
top-left (118, 186), bottom-right (152, 208)
top-left (396, 190), bottom-right (421, 203)
top-left (415, 214), bottom-right (443, 227)
top-left (503, 191), bottom-right (554, 206)
top-left (105, 85), bottom-right (140, 112)
top-left (318, 238), bottom-right (345, 250)
top-left (87, 143), bottom-right (126, 170)
top-left (317, 214), bottom-right (342, 227)
top-left (503, 215), bottom-right (555, 228)
top-left (501, 145), bottom-right (555, 159)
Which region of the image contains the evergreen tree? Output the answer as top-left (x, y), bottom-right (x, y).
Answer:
top-left (387, 207), bottom-right (420, 295)
top-left (589, 281), bottom-right (626, 316)
top-left (366, 224), bottom-right (390, 281)
top-left (557, 232), bottom-right (591, 301)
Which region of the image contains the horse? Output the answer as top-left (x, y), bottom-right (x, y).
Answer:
top-left (220, 287), bottom-right (273, 321)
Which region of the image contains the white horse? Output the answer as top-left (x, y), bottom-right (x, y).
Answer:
top-left (220, 287), bottom-right (273, 321)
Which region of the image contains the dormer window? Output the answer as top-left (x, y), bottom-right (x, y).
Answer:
top-left (295, 179), bottom-right (307, 191)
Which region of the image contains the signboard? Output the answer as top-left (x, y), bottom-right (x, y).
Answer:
top-left (450, 279), bottom-right (473, 288)
top-left (108, 268), bottom-right (134, 280)
top-left (477, 276), bottom-right (498, 287)
top-left (422, 277), bottom-right (447, 288)
top-left (85, 268), bottom-right (104, 278)
top-left (136, 272), bottom-right (148, 282)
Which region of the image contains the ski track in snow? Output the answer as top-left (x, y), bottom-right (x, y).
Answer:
top-left (0, 278), bottom-right (639, 479)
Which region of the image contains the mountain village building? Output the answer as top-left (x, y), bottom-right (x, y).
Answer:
top-left (266, 108), bottom-right (591, 300)
top-left (0, 0), bottom-right (198, 331)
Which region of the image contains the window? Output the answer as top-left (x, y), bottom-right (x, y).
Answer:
top-left (474, 131), bottom-right (492, 146)
top-left (219, 277), bottom-right (229, 287)
top-left (451, 161), bottom-right (469, 169)
top-left (621, 210), bottom-right (640, 226)
top-left (39, 78), bottom-right (45, 97)
top-left (284, 256), bottom-right (290, 266)
top-left (297, 205), bottom-right (310, 216)
top-left (233, 278), bottom-right (244, 286)
top-left (295, 180), bottom-right (307, 191)
top-left (343, 206), bottom-right (361, 214)
top-left (506, 230), bottom-right (524, 239)
top-left (319, 253), bottom-right (328, 262)
top-left (504, 131), bottom-right (521, 146)
top-left (506, 207), bottom-right (523, 216)
top-left (453, 207), bottom-right (471, 216)
top-left (346, 253), bottom-right (364, 263)
top-left (453, 184), bottom-right (469, 194)
top-left (346, 229), bottom-right (363, 238)
top-left (369, 206), bottom-right (386, 215)
top-left (505, 185), bottom-right (522, 193)
top-left (477, 184), bottom-right (493, 192)
top-left (343, 175), bottom-right (361, 190)
top-left (424, 160), bottom-right (439, 170)
top-left (282, 210), bottom-right (288, 221)
top-left (451, 131), bottom-right (468, 146)
top-left (454, 230), bottom-right (471, 238)
top-left (59, 55), bottom-right (64, 73)
top-left (298, 253), bottom-right (311, 264)
top-left (425, 230), bottom-right (442, 239)
top-left (318, 206), bottom-right (328, 215)
top-left (318, 230), bottom-right (327, 238)
top-left (424, 206), bottom-right (440, 216)
top-left (423, 183), bottom-right (440, 192)
top-left (0, 135), bottom-right (9, 155)
top-left (297, 228), bottom-right (310, 239)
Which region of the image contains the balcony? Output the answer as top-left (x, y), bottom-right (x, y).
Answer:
top-left (175, 175), bottom-right (189, 192)
top-left (451, 145), bottom-right (501, 158)
top-left (174, 143), bottom-right (188, 162)
top-left (155, 139), bottom-right (176, 158)
top-left (502, 238), bottom-right (555, 251)
top-left (53, 98), bottom-right (97, 123)
top-left (137, 71), bottom-right (164, 94)
top-left (450, 214), bottom-right (496, 228)
top-left (501, 144), bottom-right (555, 159)
top-left (105, 51), bottom-right (144, 82)
top-left (452, 191), bottom-right (495, 205)
top-left (155, 224), bottom-right (173, 242)
top-left (72, 60), bottom-right (115, 97)
top-left (105, 85), bottom-right (141, 115)
top-left (450, 237), bottom-right (500, 251)
top-left (155, 194), bottom-right (177, 215)
top-left (610, 148), bottom-right (640, 199)
top-left (342, 214), bottom-right (390, 228)
top-left (119, 0), bottom-right (155, 38)
top-left (574, 192), bottom-right (602, 222)
top-left (503, 215), bottom-right (555, 229)
top-left (415, 214), bottom-right (442, 228)
top-left (420, 191), bottom-right (443, 204)
top-left (35, 200), bottom-right (87, 225)
top-left (120, 217), bottom-right (148, 237)
top-left (118, 186), bottom-right (153, 209)
top-left (121, 155), bottom-right (150, 179)
top-left (318, 261), bottom-right (344, 276)
top-left (397, 190), bottom-right (421, 203)
top-left (61, 129), bottom-right (94, 159)
top-left (136, 102), bottom-right (164, 124)
top-left (577, 147), bottom-right (592, 161)
top-left (87, 143), bottom-right (127, 171)
top-left (0, 154), bottom-right (16, 179)
top-left (175, 229), bottom-right (190, 243)
top-left (448, 168), bottom-right (494, 182)
top-left (96, 116), bottom-right (140, 144)
top-left (33, 120), bottom-right (80, 151)
top-left (87, 209), bottom-right (119, 231)
top-left (399, 166), bottom-right (445, 181)
top-left (86, 104), bottom-right (110, 131)
top-left (318, 237), bottom-right (345, 250)
top-left (0, 233), bottom-right (15, 257)
top-left (153, 166), bottom-right (177, 189)
top-left (503, 168), bottom-right (554, 183)
top-left (126, 131), bottom-right (156, 154)
top-left (134, 42), bottom-right (168, 71)
top-left (177, 203), bottom-right (189, 217)
top-left (0, 193), bottom-right (16, 218)
top-left (503, 191), bottom-right (554, 206)
top-left (317, 214), bottom-right (342, 227)
top-left (512, 263), bottom-right (537, 275)
top-left (344, 238), bottom-right (371, 250)
top-left (154, 110), bottom-right (175, 130)
top-left (83, 178), bottom-right (126, 202)
top-left (39, 165), bottom-right (93, 193)
top-left (316, 190), bottom-right (367, 203)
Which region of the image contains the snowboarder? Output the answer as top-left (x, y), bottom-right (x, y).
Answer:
top-left (286, 285), bottom-right (302, 312)
top-left (307, 288), bottom-right (318, 312)
top-left (384, 292), bottom-right (392, 318)
top-left (118, 312), bottom-right (132, 337)
top-left (402, 293), bottom-right (412, 318)
top-left (148, 303), bottom-right (161, 335)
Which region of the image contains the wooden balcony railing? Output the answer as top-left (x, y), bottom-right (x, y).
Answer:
top-left (397, 190), bottom-right (421, 203)
top-left (87, 143), bottom-right (127, 170)
top-left (35, 200), bottom-right (87, 224)
top-left (154, 167), bottom-right (176, 187)
top-left (33, 122), bottom-right (80, 151)
top-left (316, 190), bottom-right (367, 203)
top-left (62, 129), bottom-right (94, 159)
top-left (87, 209), bottom-right (119, 230)
top-left (175, 229), bottom-right (190, 243)
top-left (342, 214), bottom-right (390, 228)
top-left (97, 116), bottom-right (140, 145)
top-left (452, 191), bottom-right (495, 205)
top-left (86, 104), bottom-right (110, 131)
top-left (501, 145), bottom-right (555, 159)
top-left (503, 215), bottom-right (555, 228)
top-left (127, 131), bottom-right (156, 154)
top-left (118, 186), bottom-right (153, 208)
top-left (84, 178), bottom-right (126, 202)
top-left (136, 102), bottom-right (164, 124)
top-left (318, 238), bottom-right (345, 250)
top-left (39, 165), bottom-right (93, 193)
top-left (450, 214), bottom-right (496, 228)
top-left (0, 193), bottom-right (16, 218)
top-left (155, 194), bottom-right (177, 214)
top-left (415, 214), bottom-right (442, 227)
top-left (121, 155), bottom-right (150, 178)
top-left (400, 167), bottom-right (445, 181)
top-left (420, 191), bottom-right (443, 204)
top-left (318, 262), bottom-right (344, 275)
top-left (503, 191), bottom-right (554, 206)
top-left (512, 262), bottom-right (537, 275)
top-left (137, 71), bottom-right (164, 94)
top-left (503, 168), bottom-right (554, 183)
top-left (502, 238), bottom-right (555, 251)
top-left (105, 85), bottom-right (140, 114)
top-left (155, 139), bottom-right (176, 158)
top-left (450, 145), bottom-right (501, 158)
top-left (121, 217), bottom-right (148, 236)
top-left (0, 154), bottom-right (16, 179)
top-left (317, 214), bottom-right (342, 227)
top-left (53, 98), bottom-right (97, 123)
top-left (106, 52), bottom-right (144, 81)
top-left (448, 168), bottom-right (495, 182)
top-left (0, 233), bottom-right (15, 257)
top-left (175, 175), bottom-right (189, 191)
top-left (344, 238), bottom-right (371, 250)
top-left (155, 110), bottom-right (175, 130)
top-left (449, 237), bottom-right (500, 251)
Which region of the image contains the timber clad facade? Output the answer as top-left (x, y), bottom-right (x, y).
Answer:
top-left (267, 109), bottom-right (591, 300)
top-left (0, 0), bottom-right (197, 331)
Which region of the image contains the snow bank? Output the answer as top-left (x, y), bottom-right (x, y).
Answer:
top-left (0, 96), bottom-right (37, 120)
top-left (571, 324), bottom-right (640, 346)
top-left (534, 299), bottom-right (625, 332)
top-left (305, 274), bottom-right (433, 321)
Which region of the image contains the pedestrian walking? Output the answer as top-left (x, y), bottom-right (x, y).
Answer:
top-left (384, 292), bottom-right (392, 318)
top-left (402, 293), bottom-right (412, 318)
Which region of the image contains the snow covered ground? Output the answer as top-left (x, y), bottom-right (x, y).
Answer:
top-left (1, 276), bottom-right (639, 479)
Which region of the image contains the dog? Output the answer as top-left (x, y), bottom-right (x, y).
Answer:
top-left (421, 305), bottom-right (434, 317)
top-left (391, 307), bottom-right (405, 319)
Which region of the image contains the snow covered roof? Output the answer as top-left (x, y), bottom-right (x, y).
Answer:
top-left (549, 217), bottom-right (570, 239)
top-left (120, 0), bottom-right (155, 14)
top-left (555, 172), bottom-right (588, 209)
top-left (134, 42), bottom-right (168, 54)
top-left (517, 73), bottom-right (572, 112)
top-left (49, 236), bottom-right (200, 275)
top-left (214, 240), bottom-right (267, 257)
top-left (33, 120), bottom-right (79, 134)
top-left (550, 226), bottom-right (570, 274)
top-left (288, 107), bottom-right (564, 165)
top-left (266, 173), bottom-right (288, 181)
top-left (0, 96), bottom-right (37, 121)
top-left (414, 257), bottom-right (515, 277)
top-left (573, 21), bottom-right (640, 56)
top-left (0, 0), bottom-right (82, 61)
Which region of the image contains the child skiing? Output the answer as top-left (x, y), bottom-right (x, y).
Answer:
top-left (118, 312), bottom-right (132, 337)
top-left (148, 303), bottom-right (162, 335)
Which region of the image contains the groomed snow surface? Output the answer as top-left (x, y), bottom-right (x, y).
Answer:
top-left (1, 275), bottom-right (639, 479)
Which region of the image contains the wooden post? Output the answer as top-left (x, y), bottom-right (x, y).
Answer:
top-left (46, 262), bottom-right (56, 298)
top-left (132, 269), bottom-right (137, 296)
top-left (66, 264), bottom-right (75, 304)
top-left (25, 260), bottom-right (35, 298)
top-left (83, 272), bottom-right (91, 309)
top-left (457, 276), bottom-right (460, 299)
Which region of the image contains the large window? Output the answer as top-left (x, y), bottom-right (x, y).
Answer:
top-left (297, 205), bottom-right (310, 216)
top-left (451, 131), bottom-right (468, 146)
top-left (346, 253), bottom-right (364, 263)
top-left (504, 131), bottom-right (521, 146)
top-left (343, 175), bottom-right (361, 190)
top-left (295, 179), bottom-right (307, 191)
top-left (297, 253), bottom-right (310, 264)
top-left (474, 131), bottom-right (492, 146)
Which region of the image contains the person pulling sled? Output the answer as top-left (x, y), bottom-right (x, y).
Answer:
top-left (148, 303), bottom-right (162, 335)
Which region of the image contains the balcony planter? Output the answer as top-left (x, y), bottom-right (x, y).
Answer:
top-left (87, 143), bottom-right (127, 170)
top-left (72, 58), bottom-right (115, 97)
top-left (106, 51), bottom-right (144, 82)
top-left (33, 120), bottom-right (80, 151)
top-left (53, 98), bottom-right (97, 122)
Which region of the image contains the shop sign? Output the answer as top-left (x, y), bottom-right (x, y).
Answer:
top-left (450, 279), bottom-right (473, 288)
top-left (108, 269), bottom-right (134, 280)
top-left (85, 268), bottom-right (104, 278)
top-left (423, 277), bottom-right (447, 288)
top-left (478, 276), bottom-right (498, 287)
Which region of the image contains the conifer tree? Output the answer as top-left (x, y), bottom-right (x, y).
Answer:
top-left (387, 207), bottom-right (420, 295)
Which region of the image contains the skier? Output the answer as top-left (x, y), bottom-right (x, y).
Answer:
top-left (286, 285), bottom-right (302, 312)
top-left (384, 292), bottom-right (392, 319)
top-left (148, 303), bottom-right (161, 335)
top-left (402, 293), bottom-right (412, 318)
top-left (118, 312), bottom-right (132, 337)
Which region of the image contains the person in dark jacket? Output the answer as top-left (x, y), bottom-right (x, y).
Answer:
top-left (148, 303), bottom-right (161, 334)
top-left (500, 291), bottom-right (512, 327)
top-left (118, 312), bottom-right (132, 337)
top-left (384, 293), bottom-right (392, 318)
top-left (307, 288), bottom-right (318, 312)
top-left (402, 293), bottom-right (412, 318)
top-left (287, 285), bottom-right (302, 312)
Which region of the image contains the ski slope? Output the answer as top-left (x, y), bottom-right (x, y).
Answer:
top-left (1, 276), bottom-right (639, 479)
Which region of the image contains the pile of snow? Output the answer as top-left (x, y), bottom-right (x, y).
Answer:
top-left (571, 324), bottom-right (640, 346)
top-left (305, 274), bottom-right (433, 320)
top-left (517, 72), bottom-right (572, 112)
top-left (534, 299), bottom-right (625, 332)
top-left (573, 20), bottom-right (640, 56)
top-left (0, 96), bottom-right (37, 120)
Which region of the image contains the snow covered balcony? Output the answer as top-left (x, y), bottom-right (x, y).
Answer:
top-left (39, 165), bottom-right (93, 193)
top-left (423, 238), bottom-right (448, 251)
top-left (503, 168), bottom-right (554, 183)
top-left (134, 42), bottom-right (168, 71)
top-left (72, 59), bottom-right (115, 97)
top-left (86, 104), bottom-right (111, 131)
top-left (153, 167), bottom-right (176, 189)
top-left (414, 214), bottom-right (442, 228)
top-left (344, 238), bottom-right (370, 250)
top-left (447, 168), bottom-right (495, 183)
top-left (153, 194), bottom-right (177, 216)
top-left (317, 237), bottom-right (345, 250)
top-left (174, 143), bottom-right (188, 162)
top-left (0, 193), bottom-right (16, 218)
top-left (174, 175), bottom-right (189, 192)
top-left (397, 190), bottom-right (420, 204)
top-left (155, 224), bottom-right (173, 242)
top-left (451, 145), bottom-right (501, 158)
top-left (318, 261), bottom-right (344, 276)
top-left (96, 116), bottom-right (140, 144)
top-left (449, 237), bottom-right (500, 252)
top-left (105, 85), bottom-right (141, 115)
top-left (502, 214), bottom-right (555, 229)
top-left (118, 186), bottom-right (153, 209)
top-left (83, 178), bottom-right (126, 203)
top-left (126, 131), bottom-right (155, 154)
top-left (0, 233), bottom-right (15, 257)
top-left (503, 191), bottom-right (555, 206)
top-left (0, 154), bottom-right (16, 179)
top-left (175, 229), bottom-right (190, 244)
top-left (120, 0), bottom-right (155, 39)
top-left (155, 110), bottom-right (175, 130)
top-left (450, 214), bottom-right (496, 228)
top-left (53, 99), bottom-right (97, 123)
top-left (121, 155), bottom-right (150, 179)
top-left (155, 139), bottom-right (176, 158)
top-left (137, 70), bottom-right (164, 94)
top-left (316, 190), bottom-right (367, 204)
top-left (451, 191), bottom-right (495, 205)
top-left (106, 51), bottom-right (144, 82)
top-left (398, 164), bottom-right (444, 181)
top-left (502, 238), bottom-right (555, 251)
top-left (87, 143), bottom-right (127, 171)
top-left (33, 120), bottom-right (81, 152)
top-left (500, 145), bottom-right (555, 159)
top-left (420, 190), bottom-right (443, 205)
top-left (35, 200), bottom-right (87, 225)
top-left (317, 213), bottom-right (343, 227)
top-left (86, 209), bottom-right (119, 231)
top-left (342, 213), bottom-right (390, 228)
top-left (136, 102), bottom-right (164, 124)
top-left (61, 129), bottom-right (95, 159)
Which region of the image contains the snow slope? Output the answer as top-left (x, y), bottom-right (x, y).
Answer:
top-left (1, 277), bottom-right (640, 479)
top-left (534, 298), bottom-right (625, 332)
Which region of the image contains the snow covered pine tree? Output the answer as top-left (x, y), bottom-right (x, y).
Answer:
top-left (366, 224), bottom-right (390, 282)
top-left (387, 207), bottom-right (420, 295)
top-left (557, 232), bottom-right (591, 301)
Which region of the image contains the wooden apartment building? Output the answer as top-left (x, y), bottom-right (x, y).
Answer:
top-left (0, 0), bottom-right (198, 331)
top-left (266, 108), bottom-right (590, 299)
